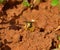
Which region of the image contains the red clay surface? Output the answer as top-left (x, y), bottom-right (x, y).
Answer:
top-left (0, 0), bottom-right (60, 50)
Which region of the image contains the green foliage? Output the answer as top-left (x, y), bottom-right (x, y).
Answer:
top-left (51, 0), bottom-right (59, 6)
top-left (0, 0), bottom-right (4, 4)
top-left (52, 48), bottom-right (59, 50)
top-left (57, 36), bottom-right (60, 40)
top-left (22, 0), bottom-right (30, 7)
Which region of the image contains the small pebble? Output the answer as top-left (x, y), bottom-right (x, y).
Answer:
top-left (31, 19), bottom-right (35, 22)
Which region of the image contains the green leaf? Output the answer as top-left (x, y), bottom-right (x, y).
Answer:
top-left (22, 0), bottom-right (30, 7)
top-left (0, 0), bottom-right (4, 4)
top-left (51, 0), bottom-right (59, 6)
top-left (57, 35), bottom-right (60, 41)
top-left (52, 48), bottom-right (59, 50)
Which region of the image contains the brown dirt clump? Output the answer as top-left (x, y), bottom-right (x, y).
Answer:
top-left (0, 0), bottom-right (60, 50)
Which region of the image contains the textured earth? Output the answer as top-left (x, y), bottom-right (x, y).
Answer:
top-left (0, 0), bottom-right (60, 50)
